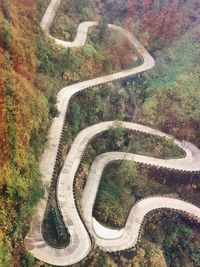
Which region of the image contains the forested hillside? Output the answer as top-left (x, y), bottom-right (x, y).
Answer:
top-left (0, 0), bottom-right (48, 265)
top-left (0, 0), bottom-right (199, 266)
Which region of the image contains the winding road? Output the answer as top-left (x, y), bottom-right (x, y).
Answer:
top-left (25, 0), bottom-right (200, 266)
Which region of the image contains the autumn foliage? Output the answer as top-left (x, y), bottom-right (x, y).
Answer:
top-left (0, 0), bottom-right (48, 264)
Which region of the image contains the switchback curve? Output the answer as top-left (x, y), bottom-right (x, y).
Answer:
top-left (81, 152), bottom-right (200, 252)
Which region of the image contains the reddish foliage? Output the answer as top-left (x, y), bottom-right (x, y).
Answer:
top-left (0, 50), bottom-right (8, 166)
top-left (125, 0), bottom-right (199, 45)
top-left (0, 0), bottom-right (38, 167)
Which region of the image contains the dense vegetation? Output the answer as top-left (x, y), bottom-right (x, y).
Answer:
top-left (143, 212), bottom-right (200, 267)
top-left (136, 30), bottom-right (200, 146)
top-left (94, 160), bottom-right (175, 228)
top-left (0, 1), bottom-right (48, 265)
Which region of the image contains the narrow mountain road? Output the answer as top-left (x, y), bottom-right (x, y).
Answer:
top-left (25, 0), bottom-right (200, 266)
top-left (82, 152), bottom-right (200, 251)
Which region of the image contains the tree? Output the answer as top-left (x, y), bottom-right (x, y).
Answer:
top-left (97, 17), bottom-right (108, 43)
